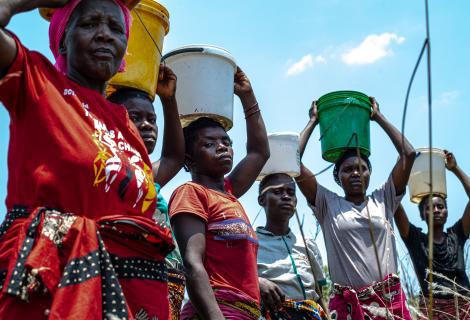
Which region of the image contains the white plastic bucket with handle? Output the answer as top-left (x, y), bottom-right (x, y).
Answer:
top-left (257, 132), bottom-right (300, 181)
top-left (408, 147), bottom-right (447, 203)
top-left (162, 45), bottom-right (237, 131)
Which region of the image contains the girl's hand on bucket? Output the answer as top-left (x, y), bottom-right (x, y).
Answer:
top-left (444, 150), bottom-right (457, 171)
top-left (234, 66), bottom-right (253, 98)
top-left (308, 100), bottom-right (319, 124)
top-left (369, 96), bottom-right (380, 120)
top-left (156, 64), bottom-right (177, 100)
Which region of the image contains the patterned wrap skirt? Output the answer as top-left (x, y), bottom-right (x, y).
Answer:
top-left (329, 274), bottom-right (412, 320)
top-left (0, 206), bottom-right (174, 320)
top-left (262, 299), bottom-right (327, 320)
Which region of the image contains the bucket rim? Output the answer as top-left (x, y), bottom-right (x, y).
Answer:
top-left (39, 0), bottom-right (141, 21)
top-left (268, 132), bottom-right (300, 139)
top-left (317, 90), bottom-right (370, 102)
top-left (136, 0), bottom-right (170, 34)
top-left (416, 147), bottom-right (445, 157)
top-left (162, 45), bottom-right (237, 70)
top-left (257, 170), bottom-right (301, 181)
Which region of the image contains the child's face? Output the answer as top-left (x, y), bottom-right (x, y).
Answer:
top-left (123, 97), bottom-right (157, 154)
top-left (189, 126), bottom-right (233, 177)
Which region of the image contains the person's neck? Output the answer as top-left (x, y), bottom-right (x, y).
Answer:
top-left (264, 220), bottom-right (290, 236)
top-left (191, 173), bottom-right (225, 193)
top-left (67, 70), bottom-right (106, 95)
top-left (432, 225), bottom-right (446, 244)
top-left (345, 193), bottom-right (366, 205)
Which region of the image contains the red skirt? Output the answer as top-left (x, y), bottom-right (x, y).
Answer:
top-left (0, 206), bottom-right (174, 319)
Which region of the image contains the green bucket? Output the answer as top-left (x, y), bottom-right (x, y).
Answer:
top-left (317, 90), bottom-right (372, 163)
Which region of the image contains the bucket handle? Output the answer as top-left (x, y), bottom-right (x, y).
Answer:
top-left (134, 10), bottom-right (165, 64)
top-left (162, 47), bottom-right (205, 61)
top-left (318, 99), bottom-right (354, 142)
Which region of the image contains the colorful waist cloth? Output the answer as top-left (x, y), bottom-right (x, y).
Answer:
top-left (180, 288), bottom-right (261, 320)
top-left (417, 296), bottom-right (470, 319)
top-left (168, 268), bottom-right (185, 320)
top-left (0, 206), bottom-right (174, 320)
top-left (263, 299), bottom-right (327, 320)
top-left (329, 274), bottom-right (411, 320)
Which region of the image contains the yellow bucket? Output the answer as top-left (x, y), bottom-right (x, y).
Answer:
top-left (107, 0), bottom-right (170, 100)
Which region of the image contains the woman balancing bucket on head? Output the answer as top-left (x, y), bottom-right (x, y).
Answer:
top-left (394, 150), bottom-right (470, 319)
top-left (106, 3), bottom-right (186, 317)
top-left (256, 133), bottom-right (327, 320)
top-left (296, 97), bottom-right (416, 320)
top-left (0, 1), bottom-right (175, 319)
top-left (168, 67), bottom-right (270, 319)
top-left (108, 65), bottom-right (186, 320)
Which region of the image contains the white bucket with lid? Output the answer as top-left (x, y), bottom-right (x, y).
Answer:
top-left (162, 45), bottom-right (237, 131)
top-left (257, 132), bottom-right (301, 181)
top-left (408, 147), bottom-right (447, 203)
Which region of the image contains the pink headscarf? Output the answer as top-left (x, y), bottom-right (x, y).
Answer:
top-left (49, 0), bottom-right (132, 74)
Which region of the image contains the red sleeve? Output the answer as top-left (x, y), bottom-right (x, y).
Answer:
top-left (168, 183), bottom-right (209, 222)
top-left (0, 33), bottom-right (47, 117)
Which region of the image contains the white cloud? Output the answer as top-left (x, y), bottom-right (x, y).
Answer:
top-left (341, 33), bottom-right (405, 65)
top-left (286, 54), bottom-right (325, 77)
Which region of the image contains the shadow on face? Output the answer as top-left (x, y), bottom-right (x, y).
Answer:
top-left (62, 0), bottom-right (128, 82)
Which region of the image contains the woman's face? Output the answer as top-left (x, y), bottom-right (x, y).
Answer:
top-left (422, 196), bottom-right (448, 227)
top-left (187, 126), bottom-right (233, 177)
top-left (63, 0), bottom-right (127, 82)
top-left (339, 156), bottom-right (370, 196)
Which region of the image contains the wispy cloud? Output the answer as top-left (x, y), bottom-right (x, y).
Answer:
top-left (435, 90), bottom-right (460, 107)
top-left (286, 54), bottom-right (325, 77)
top-left (341, 33), bottom-right (405, 65)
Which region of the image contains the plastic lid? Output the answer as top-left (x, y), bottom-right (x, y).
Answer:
top-left (162, 45), bottom-right (237, 70)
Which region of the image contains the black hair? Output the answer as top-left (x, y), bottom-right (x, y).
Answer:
top-left (333, 148), bottom-right (372, 186)
top-left (183, 117), bottom-right (226, 156)
top-left (108, 88), bottom-right (153, 105)
top-left (418, 194), bottom-right (447, 218)
top-left (259, 173), bottom-right (295, 196)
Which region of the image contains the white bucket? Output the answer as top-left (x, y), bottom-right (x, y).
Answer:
top-left (257, 132), bottom-right (301, 181)
top-left (408, 148), bottom-right (447, 203)
top-left (162, 45), bottom-right (237, 131)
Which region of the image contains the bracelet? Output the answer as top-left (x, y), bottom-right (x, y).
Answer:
top-left (245, 108), bottom-right (260, 119)
top-left (243, 102), bottom-right (259, 114)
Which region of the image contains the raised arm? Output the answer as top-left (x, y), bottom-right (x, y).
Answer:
top-left (444, 150), bottom-right (470, 237)
top-left (172, 214), bottom-right (225, 320)
top-left (394, 204), bottom-right (411, 239)
top-left (0, 1), bottom-right (69, 73)
top-left (370, 97), bottom-right (416, 195)
top-left (152, 65), bottom-right (184, 187)
top-left (295, 102), bottom-right (319, 204)
top-left (228, 67), bottom-right (269, 198)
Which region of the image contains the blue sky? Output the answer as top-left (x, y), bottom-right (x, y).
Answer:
top-left (1, 0), bottom-right (469, 294)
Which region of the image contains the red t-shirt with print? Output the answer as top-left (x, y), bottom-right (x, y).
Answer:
top-left (169, 181), bottom-right (260, 305)
top-left (0, 36), bottom-right (156, 218)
